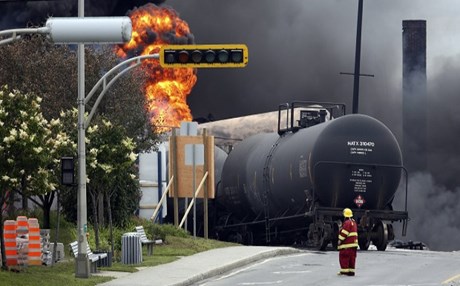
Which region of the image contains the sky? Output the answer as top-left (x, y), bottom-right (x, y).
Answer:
top-left (1, 0), bottom-right (460, 250)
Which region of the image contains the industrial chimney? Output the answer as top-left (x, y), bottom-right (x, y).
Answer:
top-left (402, 20), bottom-right (427, 173)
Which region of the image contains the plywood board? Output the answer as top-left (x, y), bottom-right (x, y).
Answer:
top-left (169, 135), bottom-right (215, 199)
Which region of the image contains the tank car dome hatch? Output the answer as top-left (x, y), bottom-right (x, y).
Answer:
top-left (277, 101), bottom-right (346, 135)
top-left (297, 106), bottom-right (329, 128)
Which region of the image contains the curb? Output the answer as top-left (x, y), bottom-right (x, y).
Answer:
top-left (171, 247), bottom-right (302, 286)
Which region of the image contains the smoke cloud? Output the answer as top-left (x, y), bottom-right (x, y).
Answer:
top-left (167, 0), bottom-right (460, 250)
top-left (167, 0), bottom-right (402, 123)
top-left (393, 172), bottom-right (460, 251)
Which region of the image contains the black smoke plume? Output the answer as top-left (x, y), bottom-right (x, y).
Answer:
top-left (393, 172), bottom-right (460, 251)
top-left (166, 0), bottom-right (460, 251)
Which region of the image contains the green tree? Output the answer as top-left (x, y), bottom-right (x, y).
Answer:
top-left (58, 109), bottom-right (140, 249)
top-left (0, 34), bottom-right (159, 152)
top-left (0, 35), bottom-right (160, 231)
top-left (86, 118), bottom-right (140, 250)
top-left (0, 85), bottom-right (55, 269)
top-left (22, 116), bottom-right (75, 229)
top-left (0, 35), bottom-right (77, 120)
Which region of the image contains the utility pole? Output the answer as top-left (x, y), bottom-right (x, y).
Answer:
top-left (340, 0), bottom-right (374, 114)
top-left (75, 0), bottom-right (90, 278)
top-left (352, 0), bottom-right (364, 114)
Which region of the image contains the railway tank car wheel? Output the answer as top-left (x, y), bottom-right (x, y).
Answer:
top-left (319, 233), bottom-right (330, 251)
top-left (245, 231), bottom-right (254, 245)
top-left (372, 221), bottom-right (389, 251)
top-left (358, 235), bottom-right (371, 250)
top-left (318, 224), bottom-right (332, 251)
top-left (331, 222), bottom-right (340, 250)
top-left (227, 232), bottom-right (243, 244)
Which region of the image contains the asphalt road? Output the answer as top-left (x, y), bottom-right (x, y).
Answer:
top-left (194, 248), bottom-right (460, 286)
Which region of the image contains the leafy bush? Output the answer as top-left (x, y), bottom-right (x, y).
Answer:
top-left (147, 223), bottom-right (189, 241)
top-left (82, 216), bottom-right (192, 261)
top-left (130, 218), bottom-right (189, 241)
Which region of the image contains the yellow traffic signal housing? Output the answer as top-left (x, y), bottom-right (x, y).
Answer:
top-left (160, 44), bottom-right (248, 68)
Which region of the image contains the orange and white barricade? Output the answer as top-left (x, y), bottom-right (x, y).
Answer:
top-left (28, 218), bottom-right (41, 266)
top-left (3, 220), bottom-right (18, 266)
top-left (16, 216), bottom-right (29, 267)
top-left (16, 216), bottom-right (29, 233)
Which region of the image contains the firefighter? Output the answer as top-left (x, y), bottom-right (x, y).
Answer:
top-left (337, 208), bottom-right (358, 276)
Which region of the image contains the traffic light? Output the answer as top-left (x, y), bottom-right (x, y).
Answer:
top-left (160, 44), bottom-right (248, 68)
top-left (61, 157), bottom-right (75, 186)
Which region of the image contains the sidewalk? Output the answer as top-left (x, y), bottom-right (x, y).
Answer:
top-left (96, 246), bottom-right (301, 286)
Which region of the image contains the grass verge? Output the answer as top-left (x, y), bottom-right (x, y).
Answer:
top-left (0, 235), bottom-right (237, 286)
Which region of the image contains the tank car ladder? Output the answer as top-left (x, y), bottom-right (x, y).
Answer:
top-left (262, 137), bottom-right (283, 244)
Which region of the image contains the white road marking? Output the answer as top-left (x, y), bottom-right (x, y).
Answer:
top-left (237, 281), bottom-right (283, 285)
top-left (273, 270), bottom-right (312, 274)
top-left (368, 284), bottom-right (440, 286)
top-left (198, 252), bottom-right (312, 285)
top-left (443, 273), bottom-right (460, 284)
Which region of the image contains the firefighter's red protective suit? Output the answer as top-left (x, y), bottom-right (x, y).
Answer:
top-left (337, 218), bottom-right (358, 276)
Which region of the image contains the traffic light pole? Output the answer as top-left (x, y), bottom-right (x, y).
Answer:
top-left (75, 0), bottom-right (91, 278)
top-left (76, 54), bottom-right (162, 278)
top-left (77, 53), bottom-right (161, 277)
top-left (84, 54), bottom-right (159, 128)
top-left (0, 27), bottom-right (49, 45)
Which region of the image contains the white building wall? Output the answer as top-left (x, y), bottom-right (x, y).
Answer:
top-left (138, 143), bottom-right (168, 221)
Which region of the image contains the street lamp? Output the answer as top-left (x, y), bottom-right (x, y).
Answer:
top-left (0, 17), bottom-right (132, 45)
top-left (45, 15), bottom-right (133, 279)
top-left (66, 16), bottom-right (131, 278)
top-left (47, 16), bottom-right (132, 279)
top-left (45, 17), bottom-right (132, 44)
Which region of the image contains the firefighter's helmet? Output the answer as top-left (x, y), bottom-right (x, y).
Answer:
top-left (343, 208), bottom-right (353, 218)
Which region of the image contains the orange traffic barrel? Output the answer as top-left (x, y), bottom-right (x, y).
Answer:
top-left (3, 220), bottom-right (17, 266)
top-left (16, 216), bottom-right (29, 267)
top-left (16, 216), bottom-right (29, 234)
top-left (28, 218), bottom-right (41, 266)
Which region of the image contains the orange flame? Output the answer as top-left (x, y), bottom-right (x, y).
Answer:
top-left (117, 4), bottom-right (197, 132)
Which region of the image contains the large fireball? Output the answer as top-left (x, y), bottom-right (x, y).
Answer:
top-left (117, 4), bottom-right (196, 132)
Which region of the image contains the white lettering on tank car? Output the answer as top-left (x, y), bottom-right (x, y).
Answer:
top-left (348, 141), bottom-right (375, 156)
top-left (350, 168), bottom-right (373, 192)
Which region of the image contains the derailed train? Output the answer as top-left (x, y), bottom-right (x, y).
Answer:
top-left (207, 102), bottom-right (409, 251)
